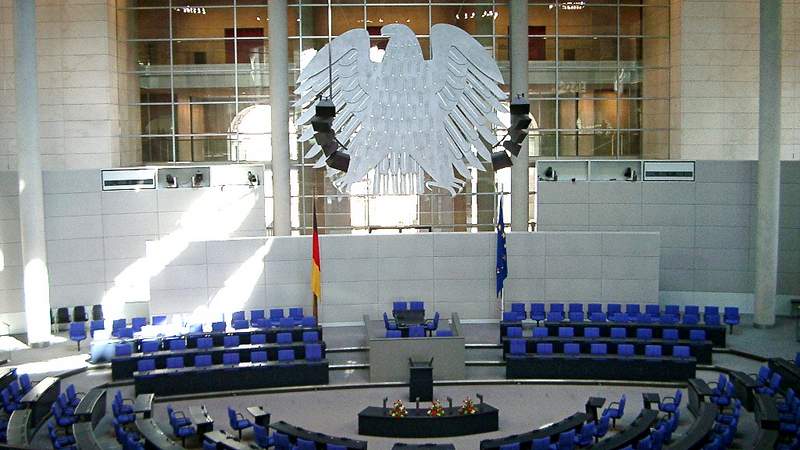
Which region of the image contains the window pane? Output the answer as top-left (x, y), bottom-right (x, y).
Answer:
top-left (559, 38), bottom-right (617, 62)
top-left (557, 6), bottom-right (617, 36)
top-left (173, 7), bottom-right (235, 39)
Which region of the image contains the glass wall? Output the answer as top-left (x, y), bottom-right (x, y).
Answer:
top-left (118, 0), bottom-right (669, 234)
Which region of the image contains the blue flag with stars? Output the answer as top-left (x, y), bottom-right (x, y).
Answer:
top-left (496, 196), bottom-right (508, 298)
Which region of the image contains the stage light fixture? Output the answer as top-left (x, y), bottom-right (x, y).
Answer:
top-left (491, 151), bottom-right (513, 171)
top-left (624, 167), bottom-right (637, 181)
top-left (165, 174), bottom-right (177, 188)
top-left (543, 166), bottom-right (558, 181)
top-left (311, 98), bottom-right (350, 173)
top-left (502, 95), bottom-right (532, 157)
top-left (247, 171), bottom-right (258, 187)
top-left (191, 173), bottom-right (204, 188)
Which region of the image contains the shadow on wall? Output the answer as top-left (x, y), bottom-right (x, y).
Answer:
top-left (101, 186), bottom-right (260, 321)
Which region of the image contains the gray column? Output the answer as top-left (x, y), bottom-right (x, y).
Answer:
top-left (509, 0), bottom-right (530, 231)
top-left (754, 0), bottom-right (782, 328)
top-left (269, 0), bottom-right (291, 236)
top-left (15, 0), bottom-right (51, 345)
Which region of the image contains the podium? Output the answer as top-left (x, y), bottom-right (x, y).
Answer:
top-left (409, 358), bottom-right (433, 401)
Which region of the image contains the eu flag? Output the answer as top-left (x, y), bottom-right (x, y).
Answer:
top-left (496, 197), bottom-right (508, 298)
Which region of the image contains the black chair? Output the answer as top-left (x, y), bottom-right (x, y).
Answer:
top-left (73, 306), bottom-right (88, 323)
top-left (91, 304), bottom-right (104, 321)
top-left (56, 308), bottom-right (70, 326)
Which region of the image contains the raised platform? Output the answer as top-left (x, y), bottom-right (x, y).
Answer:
top-left (358, 403), bottom-right (499, 438)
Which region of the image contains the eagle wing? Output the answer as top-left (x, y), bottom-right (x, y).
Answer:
top-left (294, 28), bottom-right (373, 165)
top-left (428, 24), bottom-right (506, 191)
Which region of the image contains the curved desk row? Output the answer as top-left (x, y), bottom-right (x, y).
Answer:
top-left (664, 402), bottom-right (717, 450)
top-left (72, 386), bottom-right (108, 450)
top-left (501, 336), bottom-right (712, 364)
top-left (5, 410), bottom-right (32, 447)
top-left (753, 392), bottom-right (779, 449)
top-left (134, 417), bottom-right (185, 450)
top-left (500, 321), bottom-right (726, 347)
top-left (590, 409), bottom-right (659, 450)
top-left (393, 444), bottom-right (455, 450)
top-left (134, 360), bottom-right (330, 395)
top-left (123, 325), bottom-right (323, 352)
top-left (479, 412), bottom-right (587, 450)
top-left (769, 358), bottom-right (800, 394)
top-left (6, 375), bottom-right (62, 447)
top-left (506, 354), bottom-right (696, 382)
top-left (0, 368), bottom-right (16, 391)
top-left (358, 404), bottom-right (499, 438)
top-left (729, 370), bottom-right (758, 411)
top-left (271, 420), bottom-right (368, 450)
top-left (112, 341), bottom-right (324, 380)
top-left (73, 421), bottom-right (103, 450)
top-left (204, 430), bottom-right (259, 449)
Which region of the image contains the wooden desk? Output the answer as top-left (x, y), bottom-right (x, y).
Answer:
top-left (135, 393), bottom-right (155, 418)
top-left (134, 417), bottom-right (185, 450)
top-left (190, 406), bottom-right (214, 436)
top-left (19, 376), bottom-right (60, 431)
top-left (203, 430), bottom-right (260, 449)
top-left (358, 404), bottom-right (498, 438)
top-left (687, 378), bottom-right (712, 416)
top-left (246, 406), bottom-right (270, 427)
top-left (74, 386), bottom-right (107, 427)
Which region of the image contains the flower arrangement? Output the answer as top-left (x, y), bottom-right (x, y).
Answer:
top-left (460, 397), bottom-right (477, 415)
top-left (389, 400), bottom-right (407, 418)
top-left (427, 400), bottom-right (446, 417)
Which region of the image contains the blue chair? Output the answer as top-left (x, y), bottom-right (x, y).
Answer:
top-left (662, 329), bottom-right (679, 340)
top-left (392, 302), bottom-right (407, 312)
top-left (269, 308), bottom-right (285, 326)
top-left (659, 389), bottom-right (682, 417)
top-left (385, 330), bottom-right (402, 338)
top-left (436, 329), bottom-right (454, 337)
top-left (114, 390), bottom-right (134, 414)
top-left (409, 301), bottom-right (424, 311)
top-left (664, 304), bottom-right (680, 317)
top-left (510, 339), bottom-right (526, 355)
top-left (673, 345), bottom-right (691, 358)
top-left (7, 382), bottom-right (21, 402)
top-left (724, 307), bottom-right (740, 332)
top-left (69, 322), bottom-right (87, 351)
top-left (169, 339), bottom-right (186, 351)
top-left (232, 319), bottom-right (249, 330)
top-left (118, 327), bottom-right (134, 339)
top-left (755, 366), bottom-right (771, 385)
top-left (251, 333), bottom-right (267, 345)
top-left (564, 343), bottom-right (580, 355)
top-left (659, 314), bottom-right (679, 325)
top-left (327, 445), bottom-right (347, 450)
top-left (636, 436), bottom-right (652, 450)
top-left (89, 320), bottom-right (105, 337)
top-left (644, 304), bottom-right (660, 318)
top-left (228, 407), bottom-right (252, 439)
top-left (152, 315), bottom-right (167, 326)
top-left (166, 356), bottom-right (183, 369)
top-left (610, 327), bottom-right (626, 339)
top-left (603, 395), bottom-right (626, 428)
top-left (56, 393), bottom-right (74, 415)
top-left (301, 316), bottom-right (317, 327)
top-left (588, 303), bottom-right (605, 321)
top-left (568, 303), bottom-right (584, 322)
top-left (533, 437), bottom-right (550, 450)
top-left (608, 312), bottom-right (629, 323)
top-left (223, 335), bottom-right (240, 348)
top-left (253, 423), bottom-right (273, 448)
top-left (276, 332), bottom-right (292, 344)
top-left (289, 307), bottom-right (304, 321)
top-left (167, 405), bottom-right (191, 428)
top-left (530, 303), bottom-right (546, 323)
top-left (197, 337), bottom-right (213, 349)
top-left (278, 349), bottom-right (295, 362)
top-left (195, 354), bottom-right (212, 367)
top-left (607, 303), bottom-right (622, 316)
top-left (551, 430), bottom-right (575, 450)
top-left (294, 440), bottom-right (315, 450)
top-left (506, 312), bottom-right (522, 324)
top-left (174, 423), bottom-right (196, 446)
top-left (499, 444), bottom-right (520, 450)
top-left (425, 312), bottom-right (440, 336)
top-left (115, 343), bottom-right (132, 357)
top-left (188, 323), bottom-right (203, 334)
top-left (306, 344), bottom-right (322, 361)
top-left (0, 389), bottom-right (18, 414)
top-left (574, 421), bottom-right (595, 446)
top-left (546, 311), bottom-right (564, 322)
top-left (19, 374), bottom-right (32, 394)
top-left (703, 305), bottom-right (719, 321)
top-left (536, 343), bottom-right (553, 355)
top-left (511, 303), bottom-right (526, 321)
top-left (48, 422), bottom-right (76, 448)
top-left (136, 358), bottom-right (156, 372)
top-left (507, 327), bottom-right (523, 338)
top-left (383, 312), bottom-right (398, 331)
top-left (625, 304), bottom-right (641, 319)
top-left (584, 327), bottom-right (600, 339)
top-left (645, 345), bottom-right (662, 357)
top-left (302, 331), bottom-right (319, 343)
top-left (590, 343), bottom-right (607, 355)
top-left (636, 328), bottom-right (653, 340)
top-left (533, 327), bottom-right (548, 337)
top-left (549, 303), bottom-right (565, 320)
top-left (595, 413), bottom-right (611, 440)
top-left (131, 317), bottom-right (146, 332)
top-left (558, 327), bottom-right (574, 338)
top-left (757, 372), bottom-right (782, 396)
top-left (251, 351), bottom-right (268, 363)
top-left (52, 402), bottom-right (77, 427)
top-left (274, 432), bottom-right (293, 450)
top-left (684, 305), bottom-right (700, 316)
top-left (231, 310), bottom-right (246, 322)
top-left (223, 353), bottom-right (240, 365)
top-left (682, 314), bottom-right (699, 325)
top-left (408, 325), bottom-right (425, 337)
top-left (279, 317), bottom-right (295, 328)
top-left (211, 321), bottom-right (226, 332)
top-left (617, 344), bottom-right (634, 357)
top-left (141, 339), bottom-right (159, 353)
top-left (251, 309), bottom-right (267, 327)
top-left (689, 330), bottom-right (706, 341)
top-left (111, 319), bottom-right (126, 336)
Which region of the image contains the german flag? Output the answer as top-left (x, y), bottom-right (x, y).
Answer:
top-left (311, 200), bottom-right (321, 316)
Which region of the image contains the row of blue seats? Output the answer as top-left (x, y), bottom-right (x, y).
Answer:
top-left (0, 374), bottom-right (32, 415)
top-left (507, 326), bottom-right (709, 341)
top-left (392, 301), bottom-right (426, 311)
top-left (134, 344), bottom-right (323, 371)
top-left (385, 329), bottom-right (454, 338)
top-left (504, 303), bottom-right (740, 328)
top-left (383, 312), bottom-right (440, 333)
top-left (507, 340), bottom-right (693, 359)
top-left (47, 385), bottom-right (84, 450)
top-left (114, 331), bottom-right (321, 357)
top-left (112, 390), bottom-right (144, 450)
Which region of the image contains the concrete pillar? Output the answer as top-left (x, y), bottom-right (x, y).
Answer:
top-left (754, 0), bottom-right (782, 328)
top-left (509, 0), bottom-right (530, 231)
top-left (269, 0), bottom-right (291, 236)
top-left (14, 0), bottom-right (52, 345)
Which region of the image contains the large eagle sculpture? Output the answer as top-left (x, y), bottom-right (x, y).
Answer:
top-left (295, 24), bottom-right (507, 195)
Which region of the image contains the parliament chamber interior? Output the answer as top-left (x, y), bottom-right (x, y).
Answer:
top-left (0, 0), bottom-right (799, 449)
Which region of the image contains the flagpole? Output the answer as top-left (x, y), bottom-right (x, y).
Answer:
top-left (312, 189), bottom-right (319, 320)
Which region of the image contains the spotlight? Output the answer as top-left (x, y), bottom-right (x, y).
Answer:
top-left (326, 151), bottom-right (350, 172)
top-left (191, 172), bottom-right (204, 188)
top-left (311, 98), bottom-right (349, 173)
top-left (624, 167), bottom-right (637, 181)
top-left (543, 166), bottom-right (558, 181)
top-left (247, 171), bottom-right (258, 187)
top-left (491, 151), bottom-right (513, 171)
top-left (502, 95), bottom-right (532, 157)
top-left (165, 174), bottom-right (177, 188)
